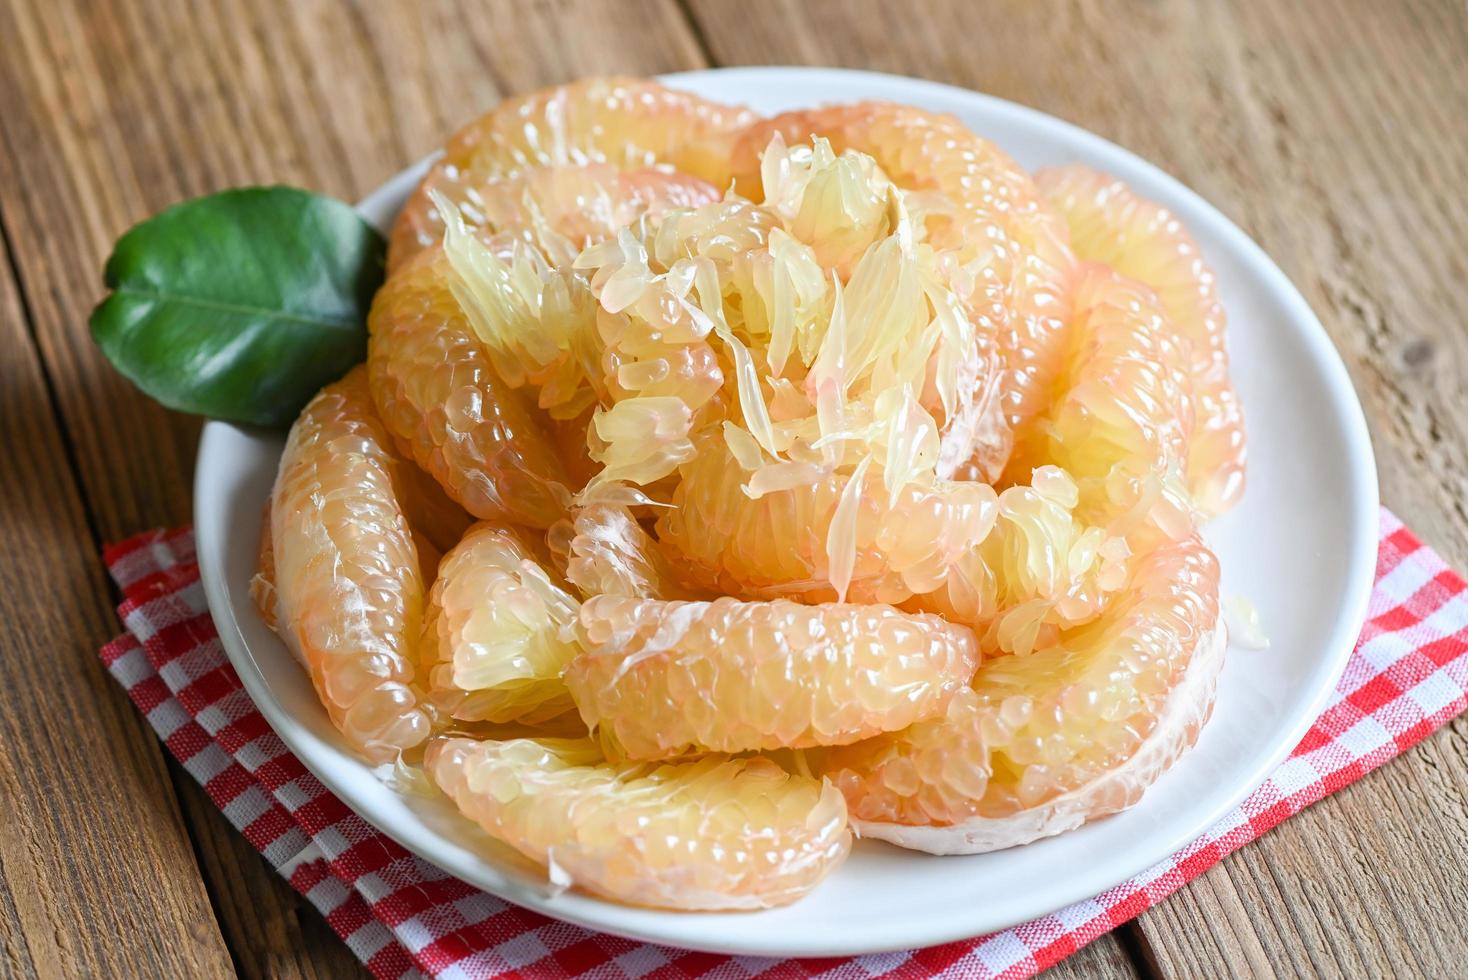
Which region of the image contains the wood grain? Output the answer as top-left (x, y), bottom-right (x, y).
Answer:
top-left (0, 224), bottom-right (234, 973)
top-left (684, 0), bottom-right (1468, 976)
top-left (173, 772), bottom-right (370, 980)
top-left (1, 0), bottom-right (1465, 975)
top-left (0, 0), bottom-right (706, 976)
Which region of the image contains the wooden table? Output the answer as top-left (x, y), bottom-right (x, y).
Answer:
top-left (1, 1), bottom-right (1465, 976)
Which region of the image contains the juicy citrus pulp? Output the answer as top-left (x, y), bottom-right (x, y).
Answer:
top-left (420, 522), bottom-right (581, 724)
top-left (820, 533), bottom-right (1221, 836)
top-left (1036, 164), bottom-right (1245, 515)
top-left (261, 78), bottom-right (1246, 904)
top-left (567, 595), bottom-right (979, 759)
top-left (269, 366), bottom-right (433, 761)
top-left (426, 736), bottom-right (850, 909)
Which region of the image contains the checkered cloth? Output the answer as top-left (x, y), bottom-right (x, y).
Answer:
top-left (99, 509), bottom-right (1468, 979)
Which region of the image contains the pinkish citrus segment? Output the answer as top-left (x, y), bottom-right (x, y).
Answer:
top-left (1004, 263), bottom-right (1196, 542)
top-left (269, 366), bottom-right (432, 761)
top-left (392, 77), bottom-right (756, 269)
top-left (1037, 164), bottom-right (1245, 514)
top-left (420, 522), bottom-right (580, 724)
top-left (566, 596), bottom-right (978, 759)
top-left (820, 533), bottom-right (1220, 840)
top-left (390, 163), bottom-right (721, 272)
top-left (426, 736), bottom-right (850, 909)
top-left (367, 246), bottom-right (572, 528)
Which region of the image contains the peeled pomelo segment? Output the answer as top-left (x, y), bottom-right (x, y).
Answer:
top-left (912, 466), bottom-right (1131, 656)
top-left (566, 595), bottom-right (978, 760)
top-left (819, 533), bottom-right (1221, 838)
top-left (421, 521), bottom-right (580, 724)
top-left (255, 466), bottom-right (467, 637)
top-left (860, 615), bottom-right (1226, 854)
top-left (558, 503), bottom-right (684, 600)
top-left (367, 246), bottom-right (572, 529)
top-left (392, 77), bottom-right (756, 265)
top-left (389, 163), bottom-right (721, 272)
top-left (425, 736), bottom-right (851, 910)
top-left (657, 428), bottom-right (998, 604)
top-left (434, 77), bottom-right (755, 186)
top-left (1036, 164), bottom-right (1245, 515)
top-left (1003, 263), bottom-right (1197, 542)
top-left (730, 103), bottom-right (1075, 476)
top-left (270, 366), bottom-right (432, 762)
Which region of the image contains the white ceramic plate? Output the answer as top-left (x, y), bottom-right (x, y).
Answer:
top-left (195, 67), bottom-right (1378, 957)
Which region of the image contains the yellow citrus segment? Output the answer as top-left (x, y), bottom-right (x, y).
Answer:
top-left (270, 366), bottom-right (432, 761)
top-left (421, 522), bottom-right (580, 724)
top-left (559, 503), bottom-right (684, 600)
top-left (657, 429), bottom-right (998, 605)
top-left (1004, 263), bottom-right (1196, 543)
top-left (912, 466), bottom-right (1131, 657)
top-left (392, 77), bottom-right (756, 267)
top-left (820, 533), bottom-right (1220, 837)
top-left (426, 737), bottom-right (851, 910)
top-left (566, 596), bottom-right (978, 759)
top-left (437, 77), bottom-right (754, 184)
top-left (730, 102), bottom-right (1075, 478)
top-left (390, 163), bottom-right (721, 272)
top-left (1037, 164), bottom-right (1245, 515)
top-left (367, 246), bottom-right (571, 528)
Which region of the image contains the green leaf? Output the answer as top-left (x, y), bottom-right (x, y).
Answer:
top-left (90, 185), bottom-right (385, 427)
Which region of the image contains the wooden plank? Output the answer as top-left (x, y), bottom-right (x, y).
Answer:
top-left (1038, 935), bottom-right (1143, 980)
top-left (683, 0), bottom-right (1468, 976)
top-left (0, 226), bottom-right (235, 975)
top-left (0, 0), bottom-right (708, 974)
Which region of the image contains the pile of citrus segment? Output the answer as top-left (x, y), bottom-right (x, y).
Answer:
top-left (253, 77), bottom-right (1244, 910)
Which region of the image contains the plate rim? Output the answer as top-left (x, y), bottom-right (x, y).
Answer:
top-left (195, 65), bottom-right (1380, 956)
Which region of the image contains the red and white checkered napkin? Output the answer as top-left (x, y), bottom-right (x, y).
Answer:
top-left (100, 509), bottom-right (1468, 980)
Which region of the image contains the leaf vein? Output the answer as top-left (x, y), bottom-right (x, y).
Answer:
top-left (112, 286), bottom-right (362, 330)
